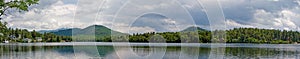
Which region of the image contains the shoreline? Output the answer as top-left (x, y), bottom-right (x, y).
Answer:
top-left (0, 42), bottom-right (299, 48)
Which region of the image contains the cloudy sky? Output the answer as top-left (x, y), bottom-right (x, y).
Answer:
top-left (2, 0), bottom-right (300, 33)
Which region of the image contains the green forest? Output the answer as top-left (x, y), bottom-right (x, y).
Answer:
top-left (0, 21), bottom-right (72, 43)
top-left (99, 27), bottom-right (300, 44)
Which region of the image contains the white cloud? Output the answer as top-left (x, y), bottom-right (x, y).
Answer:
top-left (129, 26), bottom-right (156, 34)
top-left (3, 0), bottom-right (300, 33)
top-left (246, 9), bottom-right (300, 31)
top-left (162, 18), bottom-right (176, 24)
top-left (225, 7), bottom-right (300, 31)
top-left (226, 19), bottom-right (254, 29)
top-left (279, 9), bottom-right (300, 30)
top-left (107, 0), bottom-right (197, 33)
top-left (272, 0), bottom-right (279, 2)
top-left (252, 9), bottom-right (279, 26)
top-left (3, 0), bottom-right (77, 30)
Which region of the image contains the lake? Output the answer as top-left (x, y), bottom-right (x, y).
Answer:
top-left (0, 42), bottom-right (300, 59)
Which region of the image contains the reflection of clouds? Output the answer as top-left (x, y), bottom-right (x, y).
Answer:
top-left (105, 47), bottom-right (139, 59)
top-left (105, 46), bottom-right (201, 59)
top-left (105, 47), bottom-right (166, 59)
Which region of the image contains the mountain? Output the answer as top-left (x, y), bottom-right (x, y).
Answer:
top-left (50, 25), bottom-right (124, 37)
top-left (50, 25), bottom-right (207, 36)
top-left (50, 28), bottom-right (80, 36)
top-left (182, 26), bottom-right (207, 32)
top-left (38, 28), bottom-right (72, 33)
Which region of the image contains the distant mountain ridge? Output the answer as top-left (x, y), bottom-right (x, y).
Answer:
top-left (49, 25), bottom-right (123, 37)
top-left (40, 25), bottom-right (208, 36)
top-left (38, 28), bottom-right (73, 33)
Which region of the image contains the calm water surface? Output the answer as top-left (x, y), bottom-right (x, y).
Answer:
top-left (0, 42), bottom-right (300, 59)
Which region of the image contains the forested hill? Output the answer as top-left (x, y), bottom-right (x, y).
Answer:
top-left (51, 25), bottom-right (124, 36)
top-left (50, 25), bottom-right (125, 41)
top-left (181, 26), bottom-right (207, 32)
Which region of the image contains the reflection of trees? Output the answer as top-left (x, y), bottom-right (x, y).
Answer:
top-left (0, 45), bottom-right (115, 58)
top-left (0, 45), bottom-right (299, 59)
top-left (0, 45), bottom-right (44, 58)
top-left (73, 46), bottom-right (115, 57)
top-left (97, 46), bottom-right (114, 57)
top-left (131, 46), bottom-right (151, 57)
top-left (225, 47), bottom-right (300, 58)
top-left (133, 47), bottom-right (300, 59)
top-left (0, 45), bottom-right (39, 53)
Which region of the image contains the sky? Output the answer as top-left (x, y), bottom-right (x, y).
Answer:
top-left (2, 0), bottom-right (300, 33)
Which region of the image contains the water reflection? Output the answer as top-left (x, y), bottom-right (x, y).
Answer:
top-left (0, 44), bottom-right (299, 59)
top-left (0, 45), bottom-right (76, 59)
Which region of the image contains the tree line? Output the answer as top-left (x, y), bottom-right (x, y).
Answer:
top-left (0, 22), bottom-right (72, 43)
top-left (98, 28), bottom-right (300, 44)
